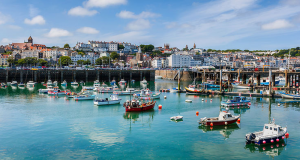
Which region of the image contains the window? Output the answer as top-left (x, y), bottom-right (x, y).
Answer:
top-left (265, 126), bottom-right (268, 129)
top-left (270, 127), bottom-right (272, 130)
top-left (274, 128), bottom-right (277, 131)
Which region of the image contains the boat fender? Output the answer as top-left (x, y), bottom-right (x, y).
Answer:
top-left (225, 122), bottom-right (227, 125)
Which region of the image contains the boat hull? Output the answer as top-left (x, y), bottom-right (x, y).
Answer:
top-left (280, 93), bottom-right (300, 99)
top-left (94, 100), bottom-right (121, 105)
top-left (185, 87), bottom-right (209, 95)
top-left (221, 101), bottom-right (250, 107)
top-left (199, 116), bottom-right (240, 126)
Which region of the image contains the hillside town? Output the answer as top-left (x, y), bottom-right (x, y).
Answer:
top-left (0, 36), bottom-right (299, 70)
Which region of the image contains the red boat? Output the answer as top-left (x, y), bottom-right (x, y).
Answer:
top-left (123, 99), bottom-right (156, 112)
top-left (198, 111), bottom-right (240, 126)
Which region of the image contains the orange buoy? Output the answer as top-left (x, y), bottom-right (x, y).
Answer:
top-left (158, 105), bottom-right (162, 109)
top-left (210, 123), bottom-right (213, 126)
top-left (237, 118), bottom-right (241, 122)
top-left (285, 132), bottom-right (289, 138)
top-left (196, 111), bottom-right (199, 114)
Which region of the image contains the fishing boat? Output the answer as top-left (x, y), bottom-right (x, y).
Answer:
top-left (11, 81), bottom-right (18, 86)
top-left (99, 85), bottom-right (120, 93)
top-left (170, 116), bottom-right (183, 121)
top-left (134, 90), bottom-right (161, 100)
top-left (123, 99), bottom-right (156, 112)
top-left (48, 87), bottom-right (69, 96)
top-left (221, 96), bottom-right (251, 107)
top-left (71, 81), bottom-right (79, 86)
top-left (18, 82), bottom-right (25, 87)
top-left (47, 80), bottom-right (53, 87)
top-left (66, 92), bottom-right (78, 98)
top-left (119, 79), bottom-right (126, 85)
top-left (0, 83), bottom-right (7, 88)
top-left (198, 110), bottom-right (240, 126)
top-left (74, 94), bottom-right (95, 100)
top-left (141, 78), bottom-right (147, 84)
top-left (110, 80), bottom-right (116, 85)
top-left (245, 120), bottom-right (288, 145)
top-left (80, 81), bottom-right (85, 85)
top-left (279, 92), bottom-right (300, 99)
top-left (185, 87), bottom-right (209, 95)
top-left (61, 80), bottom-right (67, 86)
top-left (94, 94), bottom-right (122, 106)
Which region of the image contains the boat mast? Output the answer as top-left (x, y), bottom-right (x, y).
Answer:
top-left (288, 49), bottom-right (290, 70)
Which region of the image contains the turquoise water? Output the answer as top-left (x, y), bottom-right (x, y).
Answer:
top-left (0, 80), bottom-right (299, 159)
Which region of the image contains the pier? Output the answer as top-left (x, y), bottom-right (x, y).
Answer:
top-left (0, 69), bottom-right (155, 83)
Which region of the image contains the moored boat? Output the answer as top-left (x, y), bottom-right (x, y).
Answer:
top-left (141, 78), bottom-right (147, 84)
top-left (27, 81), bottom-right (36, 87)
top-left (119, 79), bottom-right (126, 85)
top-left (185, 87), bottom-right (209, 95)
top-left (110, 80), bottom-right (116, 85)
top-left (232, 83), bottom-right (252, 89)
top-left (221, 96), bottom-right (251, 107)
top-left (93, 80), bottom-right (101, 88)
top-left (170, 116), bottom-right (183, 121)
top-left (94, 94), bottom-right (122, 106)
top-left (48, 87), bottom-right (69, 95)
top-left (61, 80), bottom-right (67, 86)
top-left (71, 81), bottom-right (79, 86)
top-left (39, 86), bottom-right (54, 94)
top-left (53, 81), bottom-right (58, 86)
top-left (245, 121), bottom-right (288, 145)
top-left (18, 82), bottom-right (25, 87)
top-left (198, 110), bottom-right (240, 126)
top-left (11, 81), bottom-right (18, 86)
top-left (279, 92), bottom-right (300, 99)
top-left (123, 99), bottom-right (156, 112)
top-left (47, 80), bottom-right (53, 87)
top-left (74, 94), bottom-right (95, 100)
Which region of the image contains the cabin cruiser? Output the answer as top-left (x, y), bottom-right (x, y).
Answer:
top-left (53, 81), bottom-right (58, 86)
top-left (94, 94), bottom-right (122, 106)
top-left (99, 85), bottom-right (120, 93)
top-left (93, 80), bottom-right (101, 88)
top-left (39, 86), bottom-right (54, 94)
top-left (221, 96), bottom-right (251, 107)
top-left (18, 82), bottom-right (25, 88)
top-left (71, 81), bottom-right (79, 86)
top-left (198, 110), bottom-right (240, 126)
top-left (61, 80), bottom-right (67, 86)
top-left (0, 83), bottom-right (7, 88)
top-left (246, 121), bottom-right (288, 145)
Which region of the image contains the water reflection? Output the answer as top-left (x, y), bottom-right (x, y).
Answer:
top-left (198, 124), bottom-right (240, 139)
top-left (123, 111), bottom-right (155, 131)
top-left (244, 142), bottom-right (286, 158)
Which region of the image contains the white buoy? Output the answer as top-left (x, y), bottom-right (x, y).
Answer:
top-left (278, 103), bottom-right (280, 106)
top-left (164, 96), bottom-right (167, 99)
top-left (202, 99), bottom-right (204, 101)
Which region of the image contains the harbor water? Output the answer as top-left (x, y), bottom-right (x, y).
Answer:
top-left (0, 79), bottom-right (299, 159)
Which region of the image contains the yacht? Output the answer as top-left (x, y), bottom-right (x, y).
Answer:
top-left (27, 81), bottom-right (36, 87)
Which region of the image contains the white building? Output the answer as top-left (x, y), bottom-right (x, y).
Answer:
top-left (75, 42), bottom-right (92, 51)
top-left (44, 50), bottom-right (68, 61)
top-left (71, 54), bottom-right (94, 65)
top-left (21, 50), bottom-right (39, 58)
top-left (0, 55), bottom-right (8, 66)
top-left (151, 58), bottom-right (162, 68)
top-left (168, 54), bottom-right (191, 68)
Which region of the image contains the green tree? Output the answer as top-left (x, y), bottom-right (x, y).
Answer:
top-left (64, 43), bottom-right (70, 49)
top-left (140, 44), bottom-right (154, 52)
top-left (77, 60), bottom-right (85, 66)
top-left (78, 51), bottom-right (85, 56)
top-left (118, 44), bottom-right (124, 50)
top-left (95, 58), bottom-right (102, 65)
top-left (196, 52), bottom-right (200, 55)
top-left (83, 59), bottom-right (91, 65)
top-left (17, 59), bottom-right (26, 66)
top-left (24, 57), bottom-right (38, 66)
top-left (38, 59), bottom-right (48, 66)
top-left (58, 56), bottom-right (72, 66)
top-left (101, 56), bottom-right (109, 65)
top-left (7, 56), bottom-right (15, 66)
top-left (110, 52), bottom-right (119, 60)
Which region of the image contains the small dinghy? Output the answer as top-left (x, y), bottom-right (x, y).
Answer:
top-left (198, 110), bottom-right (240, 126)
top-left (170, 116), bottom-right (183, 121)
top-left (185, 99), bottom-right (192, 103)
top-left (245, 120), bottom-right (288, 145)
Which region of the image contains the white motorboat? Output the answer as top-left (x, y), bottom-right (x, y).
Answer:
top-left (246, 120), bottom-right (288, 145)
top-left (71, 81), bottom-right (79, 86)
top-left (61, 80), bottom-right (67, 86)
top-left (94, 94), bottom-right (122, 106)
top-left (74, 94), bottom-right (95, 100)
top-left (26, 81), bottom-right (36, 87)
top-left (53, 81), bottom-right (58, 86)
top-left (114, 88), bottom-right (137, 95)
top-left (232, 83), bottom-right (252, 89)
top-left (277, 76), bottom-right (285, 81)
top-left (280, 92), bottom-right (300, 99)
top-left (155, 76), bottom-right (162, 79)
top-left (170, 116), bottom-right (183, 121)
top-left (119, 79), bottom-right (126, 85)
top-left (185, 99), bottom-right (192, 103)
top-left (93, 80), bottom-right (101, 88)
top-left (39, 86), bottom-right (54, 94)
top-left (11, 81), bottom-right (18, 86)
top-left (47, 80), bottom-right (53, 87)
top-left (18, 82), bottom-right (25, 87)
top-left (141, 78), bottom-right (147, 84)
top-left (83, 86), bottom-right (94, 90)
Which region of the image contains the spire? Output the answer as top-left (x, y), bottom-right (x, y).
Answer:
top-left (138, 46), bottom-right (142, 53)
top-left (194, 43), bottom-right (196, 49)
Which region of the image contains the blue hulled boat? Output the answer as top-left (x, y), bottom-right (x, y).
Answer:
top-left (221, 96), bottom-right (251, 107)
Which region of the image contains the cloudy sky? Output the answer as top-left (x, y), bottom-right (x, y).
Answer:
top-left (1, 0), bottom-right (300, 50)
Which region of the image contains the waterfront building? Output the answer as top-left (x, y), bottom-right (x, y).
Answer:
top-left (21, 50), bottom-right (39, 59)
top-left (167, 54), bottom-right (191, 68)
top-left (0, 54), bottom-right (9, 66)
top-left (151, 58), bottom-right (162, 68)
top-left (75, 42), bottom-right (92, 51)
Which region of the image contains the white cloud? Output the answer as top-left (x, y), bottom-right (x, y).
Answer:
top-left (1, 38), bottom-right (11, 44)
top-left (117, 10), bottom-right (160, 19)
top-left (126, 19), bottom-right (150, 30)
top-left (24, 15), bottom-right (46, 25)
top-left (281, 0), bottom-right (300, 6)
top-left (68, 6), bottom-right (98, 16)
top-left (29, 5), bottom-right (39, 17)
top-left (77, 27), bottom-right (99, 34)
top-left (0, 12), bottom-right (10, 25)
top-left (45, 28), bottom-right (72, 38)
top-left (84, 0), bottom-right (127, 8)
top-left (261, 19), bottom-right (294, 30)
top-left (7, 25), bottom-right (22, 30)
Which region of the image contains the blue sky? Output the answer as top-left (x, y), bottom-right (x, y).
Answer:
top-left (1, 0), bottom-right (300, 50)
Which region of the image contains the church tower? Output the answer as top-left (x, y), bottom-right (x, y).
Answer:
top-left (136, 46), bottom-right (143, 61)
top-left (28, 36), bottom-right (33, 44)
top-left (193, 43), bottom-right (196, 49)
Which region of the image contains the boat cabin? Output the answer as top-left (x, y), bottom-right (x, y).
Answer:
top-left (218, 111), bottom-right (233, 120)
top-left (110, 94), bottom-right (119, 100)
top-left (232, 96), bottom-right (246, 102)
top-left (263, 123), bottom-right (284, 136)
